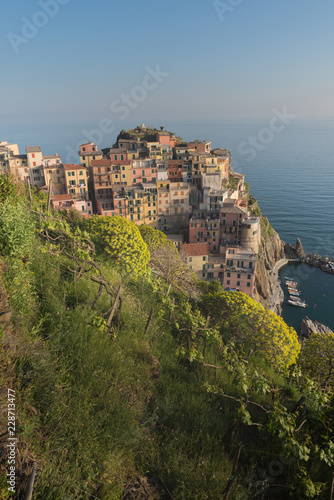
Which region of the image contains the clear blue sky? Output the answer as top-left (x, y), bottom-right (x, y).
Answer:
top-left (2, 0), bottom-right (334, 125)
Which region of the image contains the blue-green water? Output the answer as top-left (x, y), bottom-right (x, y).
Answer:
top-left (2, 119), bottom-right (334, 332)
top-left (279, 263), bottom-right (334, 333)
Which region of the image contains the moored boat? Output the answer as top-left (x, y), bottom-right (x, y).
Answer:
top-left (288, 300), bottom-right (307, 308)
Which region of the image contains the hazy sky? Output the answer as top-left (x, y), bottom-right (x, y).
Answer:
top-left (2, 0), bottom-right (334, 125)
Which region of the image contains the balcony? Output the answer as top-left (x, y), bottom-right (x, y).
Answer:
top-left (225, 266), bottom-right (254, 274)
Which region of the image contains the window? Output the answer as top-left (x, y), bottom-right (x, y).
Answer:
top-left (82, 156), bottom-right (85, 160)
top-left (33, 162), bottom-right (36, 167)
top-left (247, 274), bottom-right (251, 280)
top-left (79, 171), bottom-right (83, 175)
top-left (83, 147), bottom-right (86, 152)
top-left (81, 206), bottom-right (85, 211)
top-left (227, 280), bottom-right (230, 285)
top-left (121, 155), bottom-right (124, 160)
top-left (202, 256), bottom-right (206, 261)
top-left (202, 272), bottom-right (206, 277)
top-left (69, 180), bottom-right (75, 186)
top-left (114, 155), bottom-right (118, 160)
top-left (69, 189), bottom-right (75, 194)
top-left (32, 153), bottom-right (35, 158)
top-left (92, 147), bottom-right (95, 151)
top-left (249, 262), bottom-right (253, 269)
top-left (237, 273), bottom-right (241, 279)
top-left (247, 282), bottom-right (251, 287)
top-left (237, 281), bottom-right (240, 286)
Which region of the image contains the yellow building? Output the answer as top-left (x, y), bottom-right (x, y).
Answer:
top-left (110, 162), bottom-right (133, 186)
top-left (63, 164), bottom-right (89, 200)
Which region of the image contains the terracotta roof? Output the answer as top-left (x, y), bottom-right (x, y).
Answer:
top-left (63, 163), bottom-right (86, 171)
top-left (111, 160), bottom-right (132, 166)
top-left (91, 159), bottom-right (112, 166)
top-left (80, 142), bottom-right (94, 146)
top-left (26, 146), bottom-right (41, 153)
top-left (79, 151), bottom-right (103, 156)
top-left (182, 243), bottom-right (209, 257)
top-left (53, 194), bottom-right (74, 201)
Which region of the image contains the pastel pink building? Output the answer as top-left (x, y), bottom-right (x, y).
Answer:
top-left (132, 159), bottom-right (157, 185)
top-left (79, 142), bottom-right (98, 155)
top-left (189, 211), bottom-right (221, 253)
top-left (167, 160), bottom-right (183, 182)
top-left (187, 141), bottom-right (211, 153)
top-left (53, 194), bottom-right (93, 216)
top-left (156, 132), bottom-right (176, 147)
top-left (222, 246), bottom-right (257, 296)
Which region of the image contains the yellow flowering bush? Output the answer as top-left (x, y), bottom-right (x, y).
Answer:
top-left (200, 291), bottom-right (300, 370)
top-left (86, 215), bottom-right (150, 277)
top-left (299, 332), bottom-right (334, 389)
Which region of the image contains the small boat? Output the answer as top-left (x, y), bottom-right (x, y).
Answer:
top-left (289, 296), bottom-right (306, 303)
top-left (286, 281), bottom-right (298, 286)
top-left (288, 300), bottom-right (307, 308)
top-left (285, 276), bottom-right (295, 280)
top-left (288, 290), bottom-right (300, 296)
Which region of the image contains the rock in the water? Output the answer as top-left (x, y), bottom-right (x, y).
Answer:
top-left (295, 238), bottom-right (304, 258)
top-left (284, 238), bottom-right (304, 259)
top-left (301, 317), bottom-right (333, 338)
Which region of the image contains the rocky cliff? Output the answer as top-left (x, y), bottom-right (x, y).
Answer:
top-left (301, 317), bottom-right (333, 338)
top-left (254, 218), bottom-right (285, 310)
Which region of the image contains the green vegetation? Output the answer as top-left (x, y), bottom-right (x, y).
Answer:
top-left (0, 175), bottom-right (333, 499)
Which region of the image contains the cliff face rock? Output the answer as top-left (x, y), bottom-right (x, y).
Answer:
top-left (255, 222), bottom-right (285, 310)
top-left (301, 317), bottom-right (333, 338)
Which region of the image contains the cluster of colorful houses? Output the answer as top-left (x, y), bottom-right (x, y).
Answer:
top-left (0, 125), bottom-right (261, 296)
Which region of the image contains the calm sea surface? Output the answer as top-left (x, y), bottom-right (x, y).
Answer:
top-left (2, 119), bottom-right (334, 332)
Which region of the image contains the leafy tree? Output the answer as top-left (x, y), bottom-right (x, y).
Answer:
top-left (150, 243), bottom-right (197, 296)
top-left (299, 332), bottom-right (334, 390)
top-left (199, 291), bottom-right (300, 370)
top-left (85, 215), bottom-right (150, 277)
top-left (138, 224), bottom-right (168, 252)
top-left (0, 173), bottom-right (27, 205)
